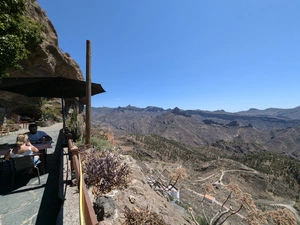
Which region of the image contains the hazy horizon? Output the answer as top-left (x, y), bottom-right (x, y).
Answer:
top-left (91, 104), bottom-right (300, 113)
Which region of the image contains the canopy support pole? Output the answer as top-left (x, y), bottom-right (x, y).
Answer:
top-left (85, 40), bottom-right (92, 147)
top-left (60, 93), bottom-right (68, 147)
top-left (61, 95), bottom-right (66, 132)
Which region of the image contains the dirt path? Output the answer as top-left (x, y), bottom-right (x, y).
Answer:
top-left (193, 168), bottom-right (300, 223)
top-left (195, 169), bottom-right (258, 185)
top-left (218, 169), bottom-right (258, 184)
top-left (185, 188), bottom-right (245, 219)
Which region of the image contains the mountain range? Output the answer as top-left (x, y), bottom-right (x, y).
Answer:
top-left (90, 105), bottom-right (300, 224)
top-left (91, 105), bottom-right (300, 160)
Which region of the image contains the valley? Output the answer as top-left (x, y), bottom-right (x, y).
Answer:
top-left (91, 105), bottom-right (300, 224)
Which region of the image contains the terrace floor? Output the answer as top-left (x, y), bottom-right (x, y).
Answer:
top-left (0, 123), bottom-right (64, 225)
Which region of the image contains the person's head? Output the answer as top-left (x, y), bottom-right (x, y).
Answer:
top-left (16, 134), bottom-right (29, 146)
top-left (28, 124), bottom-right (38, 134)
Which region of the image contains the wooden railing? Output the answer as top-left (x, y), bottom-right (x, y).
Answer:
top-left (67, 136), bottom-right (100, 225)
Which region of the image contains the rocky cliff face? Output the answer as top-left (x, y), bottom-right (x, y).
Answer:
top-left (0, 0), bottom-right (83, 123)
top-left (6, 0), bottom-right (83, 80)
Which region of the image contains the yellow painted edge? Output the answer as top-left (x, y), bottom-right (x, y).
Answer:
top-left (79, 154), bottom-right (84, 225)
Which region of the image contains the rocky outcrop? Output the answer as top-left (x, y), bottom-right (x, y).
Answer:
top-left (0, 0), bottom-right (84, 123)
top-left (5, 0), bottom-right (83, 80)
top-left (92, 155), bottom-right (192, 225)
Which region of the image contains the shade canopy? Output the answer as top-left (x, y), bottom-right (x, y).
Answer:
top-left (0, 76), bottom-right (105, 98)
top-left (0, 76), bottom-right (106, 132)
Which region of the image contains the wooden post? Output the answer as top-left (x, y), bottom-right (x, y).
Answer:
top-left (86, 40), bottom-right (91, 147)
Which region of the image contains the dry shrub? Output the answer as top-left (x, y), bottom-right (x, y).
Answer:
top-left (91, 127), bottom-right (115, 146)
top-left (265, 208), bottom-right (297, 225)
top-left (122, 206), bottom-right (167, 225)
top-left (81, 149), bottom-right (131, 197)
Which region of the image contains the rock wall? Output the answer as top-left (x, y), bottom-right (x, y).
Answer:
top-left (0, 0), bottom-right (84, 124)
top-left (5, 0), bottom-right (83, 80)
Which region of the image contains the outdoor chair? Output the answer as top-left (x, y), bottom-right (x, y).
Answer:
top-left (0, 159), bottom-right (14, 191)
top-left (0, 158), bottom-right (13, 176)
top-left (0, 159), bottom-right (3, 176)
top-left (11, 154), bottom-right (41, 191)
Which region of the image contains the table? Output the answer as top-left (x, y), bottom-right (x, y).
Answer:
top-left (33, 142), bottom-right (52, 174)
top-left (0, 142), bottom-right (52, 174)
top-left (20, 117), bottom-right (32, 129)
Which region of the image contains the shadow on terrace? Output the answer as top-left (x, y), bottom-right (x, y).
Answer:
top-left (0, 128), bottom-right (64, 225)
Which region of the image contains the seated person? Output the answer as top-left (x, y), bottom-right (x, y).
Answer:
top-left (8, 134), bottom-right (40, 164)
top-left (26, 124), bottom-right (52, 143)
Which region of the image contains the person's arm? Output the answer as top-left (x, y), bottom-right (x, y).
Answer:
top-left (43, 135), bottom-right (52, 141)
top-left (30, 145), bottom-right (39, 153)
top-left (27, 141), bottom-right (39, 153)
top-left (38, 131), bottom-right (52, 141)
top-left (19, 140), bottom-right (39, 153)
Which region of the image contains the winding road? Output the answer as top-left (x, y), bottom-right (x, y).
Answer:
top-left (192, 168), bottom-right (300, 223)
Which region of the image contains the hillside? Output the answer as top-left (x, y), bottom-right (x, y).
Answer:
top-left (91, 105), bottom-right (300, 224)
top-left (92, 105), bottom-right (300, 160)
top-left (109, 134), bottom-right (300, 224)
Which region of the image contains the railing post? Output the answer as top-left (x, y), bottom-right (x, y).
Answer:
top-left (66, 133), bottom-right (73, 160)
top-left (66, 133), bottom-right (79, 179)
top-left (70, 147), bottom-right (79, 172)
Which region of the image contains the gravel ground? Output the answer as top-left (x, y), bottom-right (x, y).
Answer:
top-left (60, 149), bottom-right (80, 225)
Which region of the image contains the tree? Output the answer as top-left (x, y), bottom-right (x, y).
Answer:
top-left (0, 0), bottom-right (44, 78)
top-left (209, 183), bottom-right (258, 225)
top-left (199, 182), bottom-right (297, 225)
top-left (201, 183), bottom-right (216, 223)
top-left (168, 166), bottom-right (188, 190)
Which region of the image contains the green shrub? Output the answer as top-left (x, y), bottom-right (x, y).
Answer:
top-left (196, 215), bottom-right (208, 225)
top-left (0, 0), bottom-right (44, 78)
top-left (66, 108), bottom-right (85, 141)
top-left (90, 136), bottom-right (111, 150)
top-left (6, 119), bottom-right (14, 124)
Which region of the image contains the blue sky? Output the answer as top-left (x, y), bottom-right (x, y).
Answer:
top-left (37, 0), bottom-right (300, 112)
